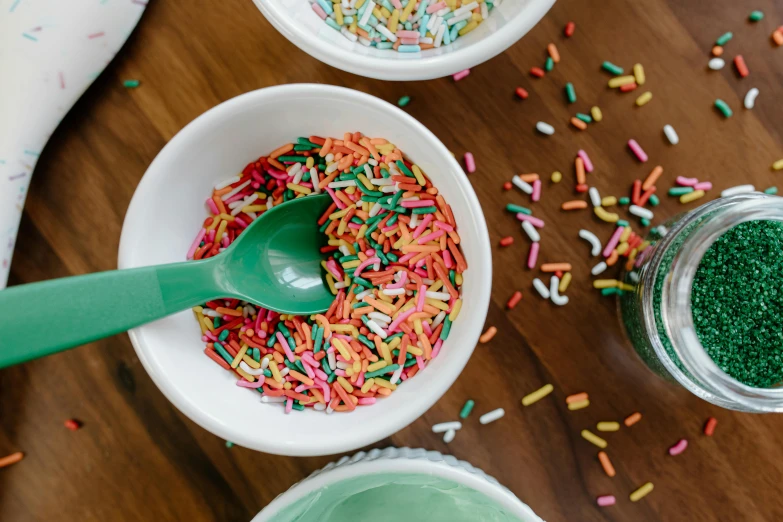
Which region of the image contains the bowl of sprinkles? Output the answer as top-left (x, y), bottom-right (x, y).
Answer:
top-left (118, 84), bottom-right (491, 455)
top-left (252, 0), bottom-right (555, 80)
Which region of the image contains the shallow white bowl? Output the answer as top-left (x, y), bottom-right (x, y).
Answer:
top-left (118, 84), bottom-right (491, 456)
top-left (253, 447), bottom-right (544, 521)
top-left (253, 0), bottom-right (555, 81)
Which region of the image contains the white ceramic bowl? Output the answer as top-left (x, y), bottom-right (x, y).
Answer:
top-left (253, 0), bottom-right (555, 81)
top-left (253, 447), bottom-right (544, 521)
top-left (119, 84), bottom-right (491, 456)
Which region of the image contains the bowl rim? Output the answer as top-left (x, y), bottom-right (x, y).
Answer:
top-left (252, 0), bottom-right (556, 81)
top-left (118, 84), bottom-right (492, 455)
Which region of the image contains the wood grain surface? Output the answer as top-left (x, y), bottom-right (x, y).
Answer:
top-left (4, 0), bottom-right (783, 520)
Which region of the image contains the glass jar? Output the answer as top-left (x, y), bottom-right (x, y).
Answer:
top-left (619, 193), bottom-right (783, 413)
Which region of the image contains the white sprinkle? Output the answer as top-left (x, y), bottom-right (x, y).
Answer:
top-left (432, 311), bottom-right (446, 327)
top-left (479, 408), bottom-right (505, 425)
top-left (708, 57), bottom-right (725, 70)
top-left (369, 312), bottom-right (392, 324)
top-left (370, 177), bottom-right (394, 186)
top-left (375, 24), bottom-right (397, 42)
top-left (239, 361), bottom-right (265, 376)
top-left (425, 291), bottom-right (451, 300)
top-left (390, 366), bottom-right (403, 384)
top-left (355, 289), bottom-right (372, 300)
top-left (433, 23), bottom-right (446, 47)
top-left (447, 10), bottom-right (472, 25)
top-left (550, 276), bottom-right (569, 306)
top-left (261, 396), bottom-right (286, 403)
top-left (214, 175), bottom-right (240, 190)
top-left (432, 421), bottom-right (462, 433)
top-left (220, 179), bottom-right (251, 201)
top-left (629, 205), bottom-right (653, 220)
top-left (588, 187), bottom-right (602, 208)
top-left (359, 0), bottom-right (374, 26)
top-left (578, 229), bottom-right (602, 256)
top-left (328, 180), bottom-right (357, 188)
top-left (452, 1), bottom-right (478, 17)
top-left (533, 278), bottom-right (550, 299)
top-left (663, 124), bottom-right (679, 145)
top-left (313, 402), bottom-right (327, 411)
top-left (744, 87), bottom-right (759, 109)
top-left (656, 225), bottom-right (668, 236)
top-left (522, 220), bottom-right (541, 242)
top-left (721, 184), bottom-right (755, 197)
top-left (591, 261), bottom-right (608, 276)
top-left (536, 121), bottom-right (555, 135)
top-left (443, 429), bottom-right (456, 443)
top-left (382, 287), bottom-right (405, 296)
top-left (367, 319), bottom-right (388, 339)
top-left (512, 176), bottom-right (534, 194)
top-left (629, 271), bottom-right (640, 283)
top-left (328, 350), bottom-right (336, 370)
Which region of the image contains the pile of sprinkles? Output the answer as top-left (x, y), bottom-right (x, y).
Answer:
top-left (190, 133), bottom-right (466, 414)
top-left (310, 0), bottom-right (501, 51)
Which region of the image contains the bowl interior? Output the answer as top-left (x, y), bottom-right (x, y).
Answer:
top-left (253, 0), bottom-right (555, 80)
top-left (119, 85), bottom-right (491, 456)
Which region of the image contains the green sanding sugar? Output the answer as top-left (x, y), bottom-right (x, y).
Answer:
top-left (691, 220), bottom-right (783, 387)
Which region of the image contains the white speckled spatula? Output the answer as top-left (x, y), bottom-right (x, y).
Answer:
top-left (0, 0), bottom-right (147, 288)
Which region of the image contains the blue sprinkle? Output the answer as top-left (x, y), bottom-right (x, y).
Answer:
top-left (22, 32), bottom-right (37, 41)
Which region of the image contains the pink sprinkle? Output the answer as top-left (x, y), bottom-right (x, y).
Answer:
top-left (87, 32), bottom-right (105, 39)
top-left (388, 308), bottom-right (415, 332)
top-left (431, 339), bottom-right (443, 358)
top-left (464, 152), bottom-right (476, 173)
top-left (187, 228), bottom-right (206, 259)
top-left (443, 250), bottom-right (454, 268)
top-left (412, 214), bottom-right (433, 238)
top-left (401, 199), bottom-right (435, 208)
top-left (603, 226), bottom-right (625, 257)
top-left (426, 0), bottom-right (445, 12)
top-left (236, 377), bottom-right (265, 388)
top-left (399, 37), bottom-right (420, 45)
top-left (358, 397), bottom-right (376, 405)
top-left (527, 242), bottom-right (540, 269)
top-left (668, 438), bottom-right (688, 456)
top-left (417, 229), bottom-right (445, 244)
top-left (627, 139), bottom-right (648, 162)
top-left (516, 213), bottom-right (545, 228)
top-left (532, 179), bottom-right (542, 202)
top-left (285, 398), bottom-right (293, 414)
top-left (416, 285), bottom-right (427, 312)
top-left (396, 30), bottom-right (420, 38)
top-left (596, 495), bottom-right (616, 507)
top-left (391, 0), bottom-right (404, 7)
top-left (276, 332), bottom-right (295, 362)
top-left (386, 271), bottom-right (408, 289)
top-left (325, 187), bottom-right (346, 209)
top-left (433, 221), bottom-right (454, 232)
top-left (453, 69), bottom-right (471, 81)
top-left (694, 181), bottom-right (713, 191)
top-left (206, 198), bottom-right (219, 214)
top-left (416, 355), bottom-right (425, 369)
top-left (577, 149), bottom-right (594, 172)
top-left (311, 2), bottom-right (328, 19)
top-left (352, 257), bottom-right (379, 277)
top-left (234, 217), bottom-right (249, 229)
top-left (676, 176), bottom-right (699, 186)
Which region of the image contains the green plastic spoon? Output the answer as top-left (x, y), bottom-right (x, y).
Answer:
top-left (0, 194), bottom-right (335, 368)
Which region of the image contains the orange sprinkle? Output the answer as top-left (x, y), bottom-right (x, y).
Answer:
top-left (575, 157), bottom-right (586, 185)
top-left (547, 43), bottom-right (560, 63)
top-left (519, 173), bottom-right (539, 182)
top-left (269, 143), bottom-right (294, 158)
top-left (566, 392), bottom-right (589, 404)
top-left (561, 200), bottom-right (588, 211)
top-left (598, 451), bottom-right (616, 477)
top-left (606, 250), bottom-right (619, 266)
top-left (0, 452), bottom-right (24, 469)
top-left (624, 412), bottom-right (642, 427)
top-left (773, 30), bottom-right (783, 47)
top-left (479, 326), bottom-right (497, 343)
top-left (216, 307), bottom-right (243, 317)
top-left (642, 165), bottom-right (663, 191)
top-left (711, 45), bottom-right (723, 56)
top-left (734, 55), bottom-right (749, 77)
top-left (541, 263), bottom-right (572, 272)
top-left (506, 291), bottom-right (523, 309)
top-left (499, 236), bottom-right (514, 247)
top-left (571, 117), bottom-right (587, 130)
top-left (704, 416), bottom-right (718, 436)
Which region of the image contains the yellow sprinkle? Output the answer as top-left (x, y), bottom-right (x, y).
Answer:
top-left (428, 280), bottom-right (444, 292)
top-left (325, 273), bottom-right (337, 295)
top-left (243, 204), bottom-right (266, 212)
top-left (411, 164), bottom-right (426, 186)
top-left (230, 344), bottom-right (249, 369)
top-left (449, 299), bottom-right (463, 321)
top-left (406, 345), bottom-right (423, 356)
top-left (283, 381), bottom-right (292, 390)
top-left (619, 283), bottom-right (635, 292)
top-left (551, 171), bottom-right (562, 183)
top-left (633, 63), bottom-right (646, 85)
top-left (628, 248), bottom-right (638, 262)
top-left (373, 377), bottom-right (397, 390)
top-left (269, 361), bottom-right (283, 383)
top-left (773, 159), bottom-right (783, 171)
top-left (558, 272), bottom-right (572, 293)
top-left (331, 324), bottom-right (358, 335)
top-left (597, 421), bottom-right (621, 432)
top-left (306, 157), bottom-right (314, 169)
top-left (455, 273), bottom-right (463, 285)
top-left (355, 0), bottom-right (366, 7)
top-left (361, 378), bottom-right (375, 393)
top-left (521, 384), bottom-right (554, 406)
top-left (616, 242), bottom-right (629, 255)
top-left (567, 399), bottom-right (590, 410)
top-left (242, 354), bottom-right (260, 368)
top-left (413, 319), bottom-right (423, 335)
top-left (591, 106), bottom-right (603, 122)
top-left (630, 482), bottom-right (654, 502)
top-left (380, 342), bottom-right (392, 364)
top-left (367, 360), bottom-right (388, 372)
top-left (235, 367), bottom-right (256, 382)
top-left (458, 20), bottom-right (478, 36)
top-left (357, 224), bottom-right (368, 239)
top-left (608, 75), bottom-right (636, 88)
top-left (344, 367), bottom-right (354, 377)
top-left (680, 189), bottom-right (706, 204)
top-left (377, 292), bottom-right (393, 303)
top-left (594, 207), bottom-right (619, 223)
top-left (332, 338), bottom-right (352, 361)
top-left (425, 298), bottom-right (450, 311)
top-left (341, 260), bottom-right (361, 269)
top-left (619, 226), bottom-right (632, 242)
top-left (388, 9), bottom-right (399, 32)
top-left (581, 429), bottom-right (608, 448)
top-left (357, 174), bottom-right (375, 191)
top-left (336, 376), bottom-right (354, 393)
top-left (334, 4), bottom-right (344, 24)
top-left (635, 91), bottom-right (653, 106)
top-left (593, 279), bottom-right (620, 289)
top-left (400, 0), bottom-right (415, 21)
top-left (380, 6), bottom-right (391, 17)
top-left (202, 316), bottom-right (215, 332)
top-left (352, 360), bottom-right (361, 373)
top-left (329, 207), bottom-right (351, 220)
top-left (287, 183), bottom-right (311, 194)
top-left (601, 196), bottom-right (617, 207)
top-left (387, 336), bottom-right (401, 350)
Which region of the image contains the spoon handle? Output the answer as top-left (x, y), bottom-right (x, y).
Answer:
top-left (0, 259), bottom-right (223, 368)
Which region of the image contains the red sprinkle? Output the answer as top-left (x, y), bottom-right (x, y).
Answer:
top-left (637, 186), bottom-right (657, 207)
top-left (64, 419), bottom-right (81, 431)
top-left (631, 179), bottom-right (642, 204)
top-left (503, 181), bottom-right (513, 190)
top-left (506, 291), bottom-right (523, 309)
top-left (575, 183), bottom-right (588, 193)
top-left (554, 270), bottom-right (564, 278)
top-left (530, 67), bottom-right (545, 78)
top-left (734, 55), bottom-right (749, 78)
top-left (704, 417), bottom-right (718, 436)
top-left (620, 82), bottom-right (638, 92)
top-left (515, 87), bottom-right (529, 99)
top-left (564, 21), bottom-right (575, 37)
top-left (499, 236), bottom-right (514, 247)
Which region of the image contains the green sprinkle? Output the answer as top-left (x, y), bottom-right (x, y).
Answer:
top-left (714, 99), bottom-right (733, 118)
top-left (601, 287), bottom-right (618, 296)
top-left (617, 219), bottom-right (630, 227)
top-left (506, 203), bottom-right (532, 215)
top-left (292, 402), bottom-right (305, 411)
top-left (396, 160), bottom-right (415, 177)
top-left (398, 95), bottom-right (411, 107)
top-left (749, 10), bottom-right (764, 21)
top-left (459, 399), bottom-right (475, 419)
top-left (640, 217), bottom-right (651, 227)
top-left (218, 330), bottom-right (229, 341)
top-left (545, 57), bottom-right (554, 72)
top-left (601, 61), bottom-right (624, 75)
top-left (412, 206), bottom-right (437, 214)
top-left (365, 364), bottom-right (400, 379)
top-left (575, 112), bottom-right (592, 123)
top-left (123, 79), bottom-right (140, 88)
top-left (669, 186), bottom-right (695, 196)
top-left (565, 82), bottom-right (577, 104)
top-left (212, 343), bottom-right (234, 365)
top-left (225, 441), bottom-right (234, 448)
top-left (692, 220), bottom-right (783, 387)
top-left (764, 186), bottom-right (778, 195)
top-left (716, 32), bottom-right (733, 46)
top-left (649, 194), bottom-right (660, 206)
top-left (619, 197), bottom-right (631, 205)
top-left (440, 317), bottom-right (452, 340)
top-left (277, 155), bottom-right (308, 163)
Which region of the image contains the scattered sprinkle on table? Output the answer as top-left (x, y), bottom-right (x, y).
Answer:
top-left (704, 417), bottom-right (718, 436)
top-left (123, 79), bottom-right (140, 88)
top-left (432, 421), bottom-right (462, 433)
top-left (397, 95), bottom-right (411, 107)
top-left (596, 421), bottom-right (620, 432)
top-left (443, 429), bottom-right (456, 443)
top-left (597, 495), bottom-right (616, 507)
top-left (459, 399), bottom-right (475, 419)
top-left (749, 10), bottom-right (764, 22)
top-left (479, 408), bottom-right (505, 425)
top-left (668, 438), bottom-right (688, 456)
top-left (624, 412), bottom-right (642, 426)
top-left (716, 31), bottom-right (733, 46)
top-left (630, 482), bottom-right (654, 502)
top-left (714, 98), bottom-right (733, 118)
top-left (598, 451), bottom-right (616, 477)
top-left (506, 291), bottom-right (523, 309)
top-left (464, 152), bottom-right (476, 173)
top-left (64, 419), bottom-right (81, 431)
top-left (479, 326), bottom-right (497, 343)
top-left (568, 399), bottom-right (590, 410)
top-left (225, 441), bottom-right (234, 448)
top-left (521, 384), bottom-right (554, 406)
top-left (0, 452), bottom-right (24, 469)
top-left (582, 429), bottom-right (608, 448)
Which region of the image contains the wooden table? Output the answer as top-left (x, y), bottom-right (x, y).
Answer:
top-left (4, 0), bottom-right (783, 520)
